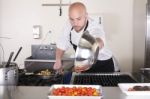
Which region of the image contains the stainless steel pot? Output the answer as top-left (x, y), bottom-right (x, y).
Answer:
top-left (0, 48), bottom-right (22, 99)
top-left (0, 62), bottom-right (18, 86)
top-left (75, 30), bottom-right (99, 71)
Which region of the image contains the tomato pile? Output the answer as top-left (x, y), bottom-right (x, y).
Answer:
top-left (52, 86), bottom-right (101, 96)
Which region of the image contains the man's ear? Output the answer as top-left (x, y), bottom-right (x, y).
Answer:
top-left (85, 12), bottom-right (88, 18)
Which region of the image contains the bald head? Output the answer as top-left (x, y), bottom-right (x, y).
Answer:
top-left (69, 2), bottom-right (87, 15)
top-left (68, 2), bottom-right (88, 32)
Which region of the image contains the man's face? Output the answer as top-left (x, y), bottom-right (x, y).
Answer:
top-left (69, 9), bottom-right (87, 32)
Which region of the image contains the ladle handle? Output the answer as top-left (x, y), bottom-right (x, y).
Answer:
top-left (13, 47), bottom-right (22, 61)
top-left (5, 52), bottom-right (14, 67)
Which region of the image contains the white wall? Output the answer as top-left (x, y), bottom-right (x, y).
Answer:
top-left (0, 0), bottom-right (141, 72)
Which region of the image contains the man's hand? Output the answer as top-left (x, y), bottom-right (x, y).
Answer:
top-left (53, 60), bottom-right (65, 74)
top-left (53, 60), bottom-right (62, 70)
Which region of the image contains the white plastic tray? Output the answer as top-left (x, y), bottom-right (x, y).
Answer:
top-left (48, 84), bottom-right (103, 99)
top-left (118, 83), bottom-right (150, 95)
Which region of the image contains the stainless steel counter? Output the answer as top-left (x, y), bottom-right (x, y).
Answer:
top-left (1, 72), bottom-right (150, 99)
top-left (6, 86), bottom-right (149, 99)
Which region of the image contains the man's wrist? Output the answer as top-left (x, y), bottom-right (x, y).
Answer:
top-left (56, 59), bottom-right (61, 62)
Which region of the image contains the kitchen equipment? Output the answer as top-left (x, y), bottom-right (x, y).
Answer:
top-left (5, 52), bottom-right (14, 68)
top-left (34, 69), bottom-right (63, 80)
top-left (71, 73), bottom-right (137, 86)
top-left (17, 72), bottom-right (63, 86)
top-left (31, 44), bottom-right (56, 59)
top-left (0, 47), bottom-right (22, 86)
top-left (75, 30), bottom-right (99, 71)
top-left (25, 44), bottom-right (74, 72)
top-left (13, 47), bottom-right (22, 61)
top-left (0, 52), bottom-right (17, 86)
top-left (141, 0), bottom-right (150, 75)
top-left (144, 0), bottom-right (150, 68)
top-left (24, 44), bottom-right (57, 72)
top-left (0, 63), bottom-right (18, 86)
top-left (22, 44), bottom-right (73, 86)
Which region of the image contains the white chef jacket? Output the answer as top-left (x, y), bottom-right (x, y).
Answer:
top-left (57, 17), bottom-right (112, 60)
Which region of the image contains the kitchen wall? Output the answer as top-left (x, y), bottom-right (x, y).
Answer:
top-left (0, 0), bottom-right (146, 72)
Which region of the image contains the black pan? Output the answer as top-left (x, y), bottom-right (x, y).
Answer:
top-left (34, 69), bottom-right (63, 80)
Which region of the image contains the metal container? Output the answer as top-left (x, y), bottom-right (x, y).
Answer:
top-left (31, 44), bottom-right (56, 59)
top-left (24, 57), bottom-right (74, 73)
top-left (25, 44), bottom-right (60, 72)
top-left (0, 62), bottom-right (18, 86)
top-left (75, 30), bottom-right (99, 71)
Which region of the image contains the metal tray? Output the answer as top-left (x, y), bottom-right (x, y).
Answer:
top-left (48, 84), bottom-right (103, 99)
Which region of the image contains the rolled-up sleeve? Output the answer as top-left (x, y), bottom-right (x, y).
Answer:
top-left (56, 21), bottom-right (72, 51)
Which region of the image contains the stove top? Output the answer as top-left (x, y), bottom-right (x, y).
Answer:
top-left (17, 74), bottom-right (63, 86)
top-left (72, 73), bottom-right (137, 86)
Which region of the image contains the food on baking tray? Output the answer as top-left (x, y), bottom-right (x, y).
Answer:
top-left (128, 86), bottom-right (150, 91)
top-left (37, 69), bottom-right (51, 76)
top-left (52, 86), bottom-right (101, 96)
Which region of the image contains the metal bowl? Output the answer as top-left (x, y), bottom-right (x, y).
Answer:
top-left (75, 30), bottom-right (99, 71)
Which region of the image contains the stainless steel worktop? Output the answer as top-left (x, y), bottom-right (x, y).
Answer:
top-left (4, 86), bottom-right (148, 99)
top-left (1, 72), bottom-right (150, 99)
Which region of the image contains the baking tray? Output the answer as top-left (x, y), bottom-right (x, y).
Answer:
top-left (48, 84), bottom-right (103, 99)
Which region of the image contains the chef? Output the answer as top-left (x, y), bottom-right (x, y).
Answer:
top-left (53, 2), bottom-right (114, 73)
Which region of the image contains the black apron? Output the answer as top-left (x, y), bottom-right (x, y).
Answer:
top-left (69, 21), bottom-right (88, 51)
top-left (69, 21), bottom-right (114, 73)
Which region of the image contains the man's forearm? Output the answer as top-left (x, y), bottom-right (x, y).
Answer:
top-left (55, 48), bottom-right (65, 61)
